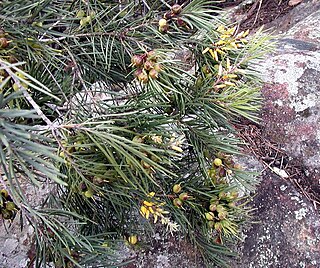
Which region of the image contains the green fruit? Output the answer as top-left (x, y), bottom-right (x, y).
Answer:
top-left (150, 155), bottom-right (160, 162)
top-left (1, 209), bottom-right (13, 220)
top-left (179, 192), bottom-right (189, 201)
top-left (132, 135), bottom-right (144, 143)
top-left (218, 191), bottom-right (227, 199)
top-left (205, 212), bottom-right (215, 221)
top-left (172, 184), bottom-right (182, 194)
top-left (233, 163), bottom-right (243, 170)
top-left (80, 16), bottom-right (91, 26)
top-left (173, 198), bottom-right (183, 207)
top-left (154, 63), bottom-right (162, 72)
top-left (210, 195), bottom-right (219, 203)
top-left (195, 77), bottom-right (203, 89)
top-left (230, 191), bottom-right (239, 199)
top-left (93, 176), bottom-right (105, 185)
top-left (5, 201), bottom-right (15, 211)
top-left (216, 204), bottom-right (225, 213)
top-left (171, 4), bottom-right (182, 14)
top-left (128, 235), bottom-right (138, 245)
top-left (141, 160), bottom-right (151, 169)
top-left (214, 222), bottom-right (222, 232)
top-left (213, 158), bottom-right (223, 167)
top-left (84, 189), bottom-right (93, 198)
top-left (201, 65), bottom-right (210, 74)
top-left (0, 37), bottom-right (8, 49)
top-left (119, 10), bottom-right (128, 18)
top-left (218, 211), bottom-right (228, 220)
top-left (159, 19), bottom-right (167, 27)
top-left (209, 203), bottom-right (217, 212)
top-left (76, 10), bottom-right (85, 18)
top-left (208, 221), bottom-right (215, 228)
top-left (159, 25), bottom-right (169, 33)
top-left (0, 29), bottom-right (6, 38)
top-left (0, 189), bottom-right (8, 198)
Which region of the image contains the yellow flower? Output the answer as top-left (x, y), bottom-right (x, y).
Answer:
top-left (147, 192), bottom-right (156, 197)
top-left (143, 200), bottom-right (154, 207)
top-left (151, 135), bottom-right (162, 144)
top-left (171, 145), bottom-right (183, 153)
top-left (140, 205), bottom-right (148, 215)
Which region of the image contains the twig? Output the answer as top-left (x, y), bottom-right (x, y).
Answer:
top-left (253, 0), bottom-right (263, 26)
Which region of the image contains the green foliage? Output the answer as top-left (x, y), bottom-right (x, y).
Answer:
top-left (0, 1), bottom-right (273, 267)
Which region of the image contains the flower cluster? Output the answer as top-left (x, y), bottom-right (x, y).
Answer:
top-left (199, 26), bottom-right (250, 91)
top-left (202, 26), bottom-right (249, 62)
top-left (131, 51), bottom-right (163, 83)
top-left (140, 192), bottom-right (179, 233)
top-left (169, 134), bottom-right (185, 153)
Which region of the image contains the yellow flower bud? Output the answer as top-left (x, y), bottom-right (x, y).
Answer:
top-left (128, 235), bottom-right (138, 245)
top-left (159, 19), bottom-right (167, 27)
top-left (213, 158), bottom-right (223, 167)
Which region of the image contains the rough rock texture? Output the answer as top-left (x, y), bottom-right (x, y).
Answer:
top-left (0, 223), bottom-right (33, 268)
top-left (128, 233), bottom-right (204, 268)
top-left (0, 181), bottom-right (52, 268)
top-left (238, 2), bottom-right (320, 268)
top-left (259, 4), bottom-right (320, 179)
top-left (238, 173), bottom-right (320, 268)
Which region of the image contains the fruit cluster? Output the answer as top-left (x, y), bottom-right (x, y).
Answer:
top-left (131, 51), bottom-right (162, 84)
top-left (158, 4), bottom-right (186, 33)
top-left (171, 184), bottom-right (192, 208)
top-left (205, 190), bottom-right (239, 235)
top-left (76, 10), bottom-right (94, 27)
top-left (0, 188), bottom-right (18, 221)
top-left (207, 153), bottom-right (242, 185)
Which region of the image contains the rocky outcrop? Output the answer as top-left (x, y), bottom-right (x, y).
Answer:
top-left (238, 2), bottom-right (320, 267)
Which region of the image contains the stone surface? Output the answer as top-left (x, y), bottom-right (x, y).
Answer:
top-left (0, 224), bottom-right (34, 268)
top-left (238, 173), bottom-right (320, 268)
top-left (259, 4), bottom-right (320, 174)
top-left (237, 3), bottom-right (320, 268)
top-left (0, 181), bottom-right (52, 268)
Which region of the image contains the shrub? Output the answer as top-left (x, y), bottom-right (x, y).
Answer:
top-left (0, 1), bottom-right (271, 267)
